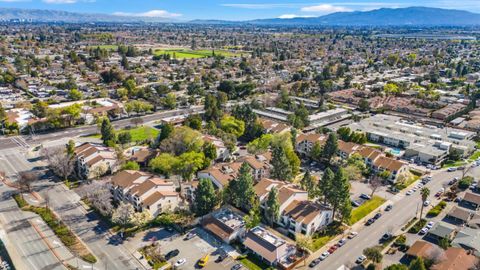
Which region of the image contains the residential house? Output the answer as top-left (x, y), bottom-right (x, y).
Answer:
top-left (295, 133), bottom-right (327, 156)
top-left (74, 142), bottom-right (118, 180)
top-left (462, 192), bottom-right (480, 210)
top-left (430, 247), bottom-right (478, 270)
top-left (109, 170), bottom-right (180, 217)
top-left (427, 222), bottom-right (457, 241)
top-left (202, 134), bottom-right (230, 161)
top-left (202, 207), bottom-right (246, 244)
top-left (406, 241), bottom-right (437, 259)
top-left (445, 206), bottom-right (473, 224)
top-left (451, 227), bottom-right (480, 256)
top-left (242, 226), bottom-right (296, 266)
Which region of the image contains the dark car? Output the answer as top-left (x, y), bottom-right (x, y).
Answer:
top-left (360, 194), bottom-right (371, 200)
top-left (366, 218), bottom-right (375, 225)
top-left (385, 205), bottom-right (393, 211)
top-left (351, 200), bottom-right (361, 207)
top-left (309, 259), bottom-right (321, 268)
top-left (215, 253), bottom-right (227, 263)
top-left (373, 213), bottom-right (382, 220)
top-left (381, 233), bottom-right (392, 241)
top-left (231, 264), bottom-right (242, 270)
top-left (165, 249), bottom-right (180, 260)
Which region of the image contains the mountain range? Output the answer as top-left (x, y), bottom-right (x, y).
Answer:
top-left (1, 7), bottom-right (480, 26)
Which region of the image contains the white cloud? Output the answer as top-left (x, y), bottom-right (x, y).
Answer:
top-left (301, 4), bottom-right (351, 13)
top-left (43, 0), bottom-right (77, 3)
top-left (222, 3), bottom-right (301, 9)
top-left (113, 10), bottom-right (182, 18)
top-left (278, 14), bottom-right (315, 19)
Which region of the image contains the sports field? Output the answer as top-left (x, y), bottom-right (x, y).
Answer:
top-left (154, 48), bottom-right (244, 59)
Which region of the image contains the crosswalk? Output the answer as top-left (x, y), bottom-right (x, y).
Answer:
top-left (10, 136), bottom-right (30, 149)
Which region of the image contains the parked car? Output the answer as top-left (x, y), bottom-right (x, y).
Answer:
top-left (319, 251), bottom-right (330, 261)
top-left (423, 201), bottom-right (430, 207)
top-left (184, 232), bottom-right (196, 240)
top-left (231, 264), bottom-right (242, 270)
top-left (447, 167), bottom-right (457, 172)
top-left (309, 259), bottom-right (321, 268)
top-left (165, 249), bottom-right (180, 260)
top-left (419, 228), bottom-right (429, 235)
top-left (406, 190), bottom-right (413, 195)
top-left (328, 245), bottom-right (338, 254)
top-left (351, 200), bottom-right (361, 207)
top-left (174, 258), bottom-right (187, 267)
top-left (373, 213), bottom-right (382, 220)
top-left (198, 255), bottom-right (209, 268)
top-left (356, 255), bottom-right (367, 264)
top-left (385, 205), bottom-right (393, 211)
top-left (426, 221), bottom-right (435, 229)
top-left (360, 194), bottom-right (371, 200)
top-left (337, 238), bottom-right (347, 247)
top-left (216, 253), bottom-right (228, 263)
top-left (381, 233), bottom-right (392, 241)
top-left (348, 232), bottom-right (358, 239)
top-left (366, 218), bottom-right (375, 225)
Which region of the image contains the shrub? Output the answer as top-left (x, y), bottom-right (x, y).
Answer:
top-left (427, 201), bottom-right (447, 217)
top-left (13, 194), bottom-right (28, 208)
top-left (458, 176), bottom-right (473, 189)
top-left (408, 219), bottom-right (427, 233)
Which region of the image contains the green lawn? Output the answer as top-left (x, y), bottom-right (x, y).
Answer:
top-left (87, 126), bottom-right (159, 143)
top-left (238, 254), bottom-right (271, 270)
top-left (349, 196), bottom-right (386, 225)
top-left (442, 160), bottom-right (467, 168)
top-left (311, 235), bottom-right (335, 251)
top-left (126, 126), bottom-right (159, 142)
top-left (395, 173), bottom-right (420, 190)
top-left (309, 223), bottom-right (345, 251)
top-left (468, 151), bottom-right (480, 162)
top-left (154, 48), bottom-right (243, 59)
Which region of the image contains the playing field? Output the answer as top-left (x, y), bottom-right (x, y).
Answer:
top-left (88, 45), bottom-right (118, 51)
top-left (154, 48), bottom-right (244, 59)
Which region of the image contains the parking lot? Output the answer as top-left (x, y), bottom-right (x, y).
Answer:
top-left (162, 227), bottom-right (245, 270)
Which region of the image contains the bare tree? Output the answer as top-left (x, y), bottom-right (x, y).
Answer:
top-left (77, 181), bottom-right (113, 216)
top-left (461, 165), bottom-right (472, 180)
top-left (17, 171), bottom-right (37, 193)
top-left (42, 147), bottom-right (74, 181)
top-left (112, 202), bottom-right (134, 238)
top-left (130, 117), bottom-right (143, 127)
top-left (369, 174), bottom-right (383, 197)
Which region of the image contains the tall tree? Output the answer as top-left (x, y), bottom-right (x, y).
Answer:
top-left (419, 187), bottom-right (430, 219)
top-left (235, 162), bottom-right (256, 211)
top-left (265, 187), bottom-right (280, 226)
top-left (100, 118), bottom-right (116, 146)
top-left (363, 246), bottom-right (383, 264)
top-left (321, 133), bottom-right (338, 163)
top-left (271, 145), bottom-right (293, 181)
top-left (409, 257), bottom-right (427, 270)
top-left (194, 179), bottom-right (218, 216)
top-left (66, 139), bottom-right (75, 158)
top-left (330, 168), bottom-right (350, 220)
top-left (243, 199), bottom-right (261, 229)
top-left (300, 170), bottom-right (315, 198)
top-left (317, 167), bottom-right (334, 205)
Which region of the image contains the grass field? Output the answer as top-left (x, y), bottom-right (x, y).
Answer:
top-left (238, 254), bottom-right (270, 270)
top-left (88, 45), bottom-right (118, 51)
top-left (395, 172), bottom-right (421, 190)
top-left (349, 196), bottom-right (386, 225)
top-left (154, 48), bottom-right (243, 59)
top-left (87, 126), bottom-right (159, 143)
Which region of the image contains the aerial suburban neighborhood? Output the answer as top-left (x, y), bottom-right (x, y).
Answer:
top-left (0, 2), bottom-right (479, 270)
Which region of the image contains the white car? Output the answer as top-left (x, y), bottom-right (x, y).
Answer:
top-left (348, 232), bottom-right (358, 239)
top-left (356, 255), bottom-right (367, 264)
top-left (319, 251), bottom-right (330, 261)
top-left (406, 190), bottom-right (413, 195)
top-left (337, 238), bottom-right (347, 247)
top-left (426, 221), bottom-right (435, 229)
top-left (419, 228), bottom-right (429, 235)
top-left (174, 258), bottom-right (186, 267)
top-left (423, 201), bottom-right (430, 207)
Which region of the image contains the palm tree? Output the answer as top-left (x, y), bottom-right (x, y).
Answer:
top-left (419, 187), bottom-right (430, 219)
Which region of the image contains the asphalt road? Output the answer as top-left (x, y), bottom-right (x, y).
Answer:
top-left (310, 165), bottom-right (480, 270)
top-left (0, 106), bottom-right (203, 151)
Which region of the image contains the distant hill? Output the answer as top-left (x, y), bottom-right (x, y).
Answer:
top-left (0, 8), bottom-right (171, 23)
top-left (1, 7), bottom-right (480, 26)
top-left (202, 7), bottom-right (480, 26)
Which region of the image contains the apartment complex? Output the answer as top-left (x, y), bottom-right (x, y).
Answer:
top-left (74, 142), bottom-right (118, 180)
top-left (348, 114), bottom-right (476, 165)
top-left (109, 170), bottom-right (180, 217)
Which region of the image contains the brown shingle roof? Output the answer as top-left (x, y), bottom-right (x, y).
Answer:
top-left (283, 200), bottom-right (327, 225)
top-left (431, 247), bottom-right (478, 270)
top-left (406, 241), bottom-right (435, 258)
top-left (463, 192), bottom-right (480, 205)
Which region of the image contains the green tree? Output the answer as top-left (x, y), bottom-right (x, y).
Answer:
top-left (100, 118), bottom-right (116, 146)
top-left (321, 133), bottom-right (338, 163)
top-left (68, 89), bottom-right (83, 101)
top-left (117, 131), bottom-right (132, 146)
top-left (419, 187), bottom-right (430, 219)
top-left (202, 141), bottom-right (218, 161)
top-left (409, 257), bottom-right (427, 270)
top-left (122, 161), bottom-right (140, 171)
top-left (330, 168), bottom-right (350, 220)
top-left (385, 264), bottom-right (408, 270)
top-left (235, 162), bottom-right (256, 211)
top-left (438, 237), bottom-right (450, 250)
top-left (318, 168), bottom-right (334, 205)
top-left (185, 114), bottom-right (202, 130)
top-left (194, 179), bottom-right (218, 216)
top-left (149, 153), bottom-right (178, 177)
top-left (162, 93), bottom-right (177, 109)
top-left (340, 197), bottom-right (352, 223)
top-left (363, 246), bottom-right (383, 264)
top-left (359, 98), bottom-right (370, 112)
top-left (220, 115), bottom-right (245, 138)
top-left (265, 187), bottom-right (280, 226)
top-left (310, 141), bottom-right (323, 162)
top-left (174, 151), bottom-right (205, 181)
top-left (158, 123), bottom-right (174, 142)
top-left (243, 199), bottom-right (261, 229)
top-left (271, 145), bottom-right (293, 181)
top-left (66, 140), bottom-right (75, 158)
top-left (300, 170), bottom-right (315, 198)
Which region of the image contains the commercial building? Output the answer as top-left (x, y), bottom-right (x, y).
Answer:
top-left (348, 114), bottom-right (476, 165)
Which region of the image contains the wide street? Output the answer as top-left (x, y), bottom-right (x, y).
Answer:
top-left (0, 106), bottom-right (203, 151)
top-left (309, 165), bottom-right (480, 270)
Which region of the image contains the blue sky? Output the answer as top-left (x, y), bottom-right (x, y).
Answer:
top-left (1, 0), bottom-right (479, 20)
